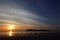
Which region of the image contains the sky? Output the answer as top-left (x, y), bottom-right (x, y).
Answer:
top-left (0, 0), bottom-right (60, 31)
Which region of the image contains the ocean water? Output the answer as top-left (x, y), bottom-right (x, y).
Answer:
top-left (0, 31), bottom-right (60, 40)
top-left (0, 31), bottom-right (51, 37)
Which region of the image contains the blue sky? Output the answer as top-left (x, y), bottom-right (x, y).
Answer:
top-left (0, 0), bottom-right (60, 30)
top-left (5, 0), bottom-right (60, 25)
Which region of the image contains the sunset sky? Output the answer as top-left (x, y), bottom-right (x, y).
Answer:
top-left (0, 0), bottom-right (60, 31)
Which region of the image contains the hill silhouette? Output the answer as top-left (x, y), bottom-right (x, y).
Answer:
top-left (26, 29), bottom-right (51, 31)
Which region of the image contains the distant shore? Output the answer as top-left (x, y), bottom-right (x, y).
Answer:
top-left (26, 29), bottom-right (51, 31)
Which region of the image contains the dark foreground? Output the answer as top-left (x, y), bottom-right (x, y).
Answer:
top-left (0, 32), bottom-right (60, 40)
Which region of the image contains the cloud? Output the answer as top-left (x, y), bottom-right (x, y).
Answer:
top-left (0, 1), bottom-right (48, 27)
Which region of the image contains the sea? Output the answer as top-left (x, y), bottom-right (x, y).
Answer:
top-left (0, 31), bottom-right (60, 40)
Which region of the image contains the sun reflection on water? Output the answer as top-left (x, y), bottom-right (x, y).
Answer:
top-left (9, 31), bottom-right (13, 36)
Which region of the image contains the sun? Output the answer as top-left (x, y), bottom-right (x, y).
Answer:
top-left (9, 24), bottom-right (14, 30)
